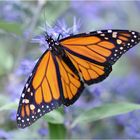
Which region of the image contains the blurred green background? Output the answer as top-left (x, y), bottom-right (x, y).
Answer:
top-left (0, 0), bottom-right (140, 139)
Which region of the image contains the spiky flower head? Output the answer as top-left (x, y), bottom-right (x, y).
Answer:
top-left (32, 18), bottom-right (81, 50)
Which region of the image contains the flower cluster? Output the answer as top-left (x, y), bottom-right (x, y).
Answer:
top-left (0, 0), bottom-right (140, 139)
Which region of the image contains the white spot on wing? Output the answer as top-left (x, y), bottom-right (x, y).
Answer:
top-left (37, 109), bottom-right (41, 113)
top-left (117, 39), bottom-right (122, 44)
top-left (30, 104), bottom-right (35, 110)
top-left (112, 32), bottom-right (117, 38)
top-left (31, 92), bottom-right (33, 96)
top-left (100, 34), bottom-right (105, 36)
top-left (18, 117), bottom-right (21, 120)
top-left (108, 30), bottom-right (112, 33)
top-left (25, 84), bottom-right (29, 89)
top-left (134, 35), bottom-right (137, 38)
top-left (24, 99), bottom-right (29, 104)
top-left (22, 93), bottom-right (25, 98)
top-left (97, 30), bottom-right (102, 33)
top-left (27, 88), bottom-right (30, 92)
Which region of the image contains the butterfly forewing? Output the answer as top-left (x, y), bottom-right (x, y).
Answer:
top-left (60, 30), bottom-right (140, 65)
top-left (17, 51), bottom-right (63, 128)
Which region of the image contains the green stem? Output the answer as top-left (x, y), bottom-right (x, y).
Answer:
top-left (48, 123), bottom-right (67, 140)
top-left (48, 107), bottom-right (67, 139)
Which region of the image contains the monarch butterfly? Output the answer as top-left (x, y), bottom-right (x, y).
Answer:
top-left (17, 29), bottom-right (140, 128)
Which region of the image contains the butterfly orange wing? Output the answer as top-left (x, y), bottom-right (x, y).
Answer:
top-left (17, 50), bottom-right (84, 128)
top-left (60, 30), bottom-right (140, 84)
top-left (55, 56), bottom-right (84, 106)
top-left (64, 51), bottom-right (112, 85)
top-left (17, 51), bottom-right (63, 128)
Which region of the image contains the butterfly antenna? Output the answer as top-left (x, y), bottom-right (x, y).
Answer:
top-left (44, 32), bottom-right (50, 40)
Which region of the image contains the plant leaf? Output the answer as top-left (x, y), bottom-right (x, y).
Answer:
top-left (0, 102), bottom-right (17, 111)
top-left (44, 110), bottom-right (64, 124)
top-left (71, 102), bottom-right (140, 128)
top-left (0, 46), bottom-right (14, 75)
top-left (0, 21), bottom-right (22, 35)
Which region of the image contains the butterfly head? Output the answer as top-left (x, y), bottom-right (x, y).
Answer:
top-left (44, 32), bottom-right (57, 48)
top-left (44, 32), bottom-right (63, 56)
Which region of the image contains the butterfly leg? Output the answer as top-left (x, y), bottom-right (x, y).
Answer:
top-left (57, 33), bottom-right (63, 41)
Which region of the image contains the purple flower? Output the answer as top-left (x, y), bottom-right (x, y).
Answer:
top-left (74, 85), bottom-right (103, 109)
top-left (32, 35), bottom-right (49, 53)
top-left (71, 1), bottom-right (129, 29)
top-left (55, 17), bottom-right (81, 36)
top-left (116, 111), bottom-right (140, 138)
top-left (6, 59), bottom-right (34, 102)
top-left (0, 129), bottom-right (10, 139)
top-left (0, 1), bottom-right (23, 22)
top-left (38, 127), bottom-right (48, 137)
top-left (110, 70), bottom-right (140, 138)
top-left (33, 18), bottom-right (81, 43)
top-left (9, 110), bottom-right (17, 121)
top-left (15, 59), bottom-right (35, 76)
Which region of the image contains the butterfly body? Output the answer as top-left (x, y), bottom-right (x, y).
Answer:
top-left (45, 34), bottom-right (80, 77)
top-left (17, 30), bottom-right (140, 128)
top-left (44, 35), bottom-right (62, 56)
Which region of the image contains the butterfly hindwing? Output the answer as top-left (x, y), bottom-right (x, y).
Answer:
top-left (17, 51), bottom-right (63, 128)
top-left (55, 55), bottom-right (84, 106)
top-left (65, 51), bottom-right (112, 85)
